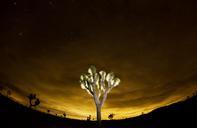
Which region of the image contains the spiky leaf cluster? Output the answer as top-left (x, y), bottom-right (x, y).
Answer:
top-left (79, 65), bottom-right (120, 98)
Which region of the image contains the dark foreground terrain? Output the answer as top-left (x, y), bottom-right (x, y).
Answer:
top-left (0, 94), bottom-right (197, 128)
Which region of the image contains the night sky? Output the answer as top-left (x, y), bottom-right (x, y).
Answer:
top-left (0, 0), bottom-right (197, 120)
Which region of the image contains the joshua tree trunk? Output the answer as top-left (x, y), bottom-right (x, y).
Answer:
top-left (96, 105), bottom-right (101, 125)
top-left (94, 92), bottom-right (102, 125)
top-left (95, 92), bottom-right (108, 126)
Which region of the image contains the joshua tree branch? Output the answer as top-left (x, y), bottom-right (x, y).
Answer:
top-left (86, 86), bottom-right (94, 96)
top-left (100, 90), bottom-right (108, 107)
top-left (93, 83), bottom-right (100, 105)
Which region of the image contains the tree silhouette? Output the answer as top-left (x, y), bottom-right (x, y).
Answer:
top-left (79, 65), bottom-right (120, 125)
top-left (27, 93), bottom-right (40, 108)
top-left (63, 113), bottom-right (66, 118)
top-left (108, 113), bottom-right (115, 120)
top-left (35, 99), bottom-right (40, 106)
top-left (87, 115), bottom-right (91, 121)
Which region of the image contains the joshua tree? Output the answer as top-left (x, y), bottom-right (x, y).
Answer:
top-left (79, 65), bottom-right (120, 125)
top-left (27, 93), bottom-right (40, 108)
top-left (108, 113), bottom-right (115, 120)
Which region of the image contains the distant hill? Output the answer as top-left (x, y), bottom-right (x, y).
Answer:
top-left (0, 93), bottom-right (197, 128)
top-left (102, 94), bottom-right (197, 128)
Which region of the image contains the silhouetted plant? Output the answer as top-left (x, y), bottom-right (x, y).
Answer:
top-left (35, 98), bottom-right (40, 105)
top-left (28, 93), bottom-right (40, 108)
top-left (87, 115), bottom-right (91, 121)
top-left (63, 113), bottom-right (66, 118)
top-left (108, 113), bottom-right (115, 120)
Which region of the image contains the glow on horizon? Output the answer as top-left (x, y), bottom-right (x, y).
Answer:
top-left (5, 90), bottom-right (192, 120)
